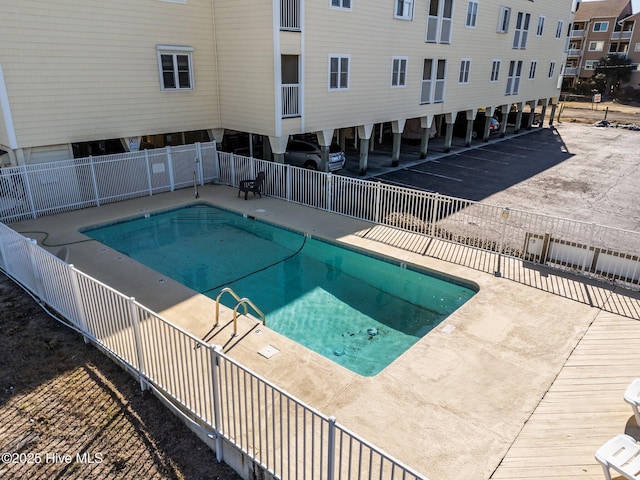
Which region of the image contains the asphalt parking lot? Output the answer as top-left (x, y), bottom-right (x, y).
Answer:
top-left (341, 122), bottom-right (640, 232)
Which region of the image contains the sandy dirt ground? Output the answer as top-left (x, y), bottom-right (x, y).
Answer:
top-left (0, 274), bottom-right (241, 480)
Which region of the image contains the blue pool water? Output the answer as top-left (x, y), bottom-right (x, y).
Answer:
top-left (82, 204), bottom-right (477, 376)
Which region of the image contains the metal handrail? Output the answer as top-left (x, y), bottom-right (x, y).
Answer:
top-left (215, 287), bottom-right (247, 327)
top-left (232, 297), bottom-right (265, 336)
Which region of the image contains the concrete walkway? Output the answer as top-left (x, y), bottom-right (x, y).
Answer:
top-left (9, 185), bottom-right (640, 480)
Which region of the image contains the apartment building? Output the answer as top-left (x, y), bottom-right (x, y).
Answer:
top-left (564, 0), bottom-right (640, 90)
top-left (0, 0), bottom-right (576, 173)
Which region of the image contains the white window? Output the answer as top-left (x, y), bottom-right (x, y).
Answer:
top-left (529, 60), bottom-right (537, 79)
top-left (505, 60), bottom-right (522, 95)
top-left (490, 60), bottom-right (501, 82)
top-left (391, 57), bottom-right (408, 87)
top-left (157, 46), bottom-right (194, 90)
top-left (329, 55), bottom-right (350, 89)
top-left (593, 21), bottom-right (609, 32)
top-left (498, 6), bottom-right (511, 33)
top-left (584, 60), bottom-right (599, 70)
top-left (548, 61), bottom-right (555, 78)
top-left (459, 59), bottom-right (471, 83)
top-left (331, 0), bottom-right (351, 8)
top-left (466, 1), bottom-right (478, 27)
top-left (421, 58), bottom-right (446, 104)
top-left (426, 0), bottom-right (454, 44)
top-left (589, 41), bottom-right (604, 51)
top-left (556, 20), bottom-right (564, 39)
top-left (513, 12), bottom-right (530, 49)
top-left (635, 42), bottom-right (640, 52)
top-left (395, 0), bottom-right (414, 20)
top-left (536, 16), bottom-right (545, 36)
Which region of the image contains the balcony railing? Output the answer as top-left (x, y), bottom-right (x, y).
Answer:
top-left (282, 84), bottom-right (300, 118)
top-left (611, 31), bottom-right (633, 41)
top-left (567, 49), bottom-right (581, 57)
top-left (280, 0), bottom-right (300, 31)
top-left (564, 67), bottom-right (578, 76)
top-left (570, 29), bottom-right (584, 38)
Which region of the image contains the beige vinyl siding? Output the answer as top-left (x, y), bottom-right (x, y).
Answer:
top-left (302, 0), bottom-right (572, 131)
top-left (0, 102), bottom-right (7, 148)
top-left (0, 0), bottom-right (219, 148)
top-left (214, 0), bottom-right (276, 135)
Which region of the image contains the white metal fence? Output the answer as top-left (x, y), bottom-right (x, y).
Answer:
top-left (0, 142), bottom-right (218, 223)
top-left (0, 224), bottom-right (426, 480)
top-left (219, 152), bottom-right (640, 290)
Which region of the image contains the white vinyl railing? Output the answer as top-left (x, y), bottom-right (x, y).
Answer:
top-left (0, 223), bottom-right (426, 480)
top-left (219, 152), bottom-right (640, 290)
top-left (0, 142), bottom-right (217, 223)
top-left (280, 0), bottom-right (300, 31)
top-left (282, 84), bottom-right (300, 118)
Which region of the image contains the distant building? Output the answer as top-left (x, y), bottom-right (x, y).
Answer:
top-left (564, 0), bottom-right (640, 91)
top-left (0, 0), bottom-right (576, 173)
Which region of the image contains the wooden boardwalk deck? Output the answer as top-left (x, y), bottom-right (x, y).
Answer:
top-left (492, 310), bottom-right (640, 479)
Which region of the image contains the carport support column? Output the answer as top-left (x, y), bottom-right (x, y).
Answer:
top-left (548, 102), bottom-right (558, 127)
top-left (391, 119), bottom-right (406, 167)
top-left (443, 113), bottom-right (454, 153)
top-left (464, 109), bottom-right (477, 147)
top-left (539, 100), bottom-right (548, 127)
top-left (483, 107), bottom-right (496, 142)
top-left (419, 116), bottom-right (434, 159)
top-left (316, 129), bottom-right (335, 173)
top-left (357, 124), bottom-right (374, 176)
top-left (513, 102), bottom-right (524, 134)
top-left (499, 104), bottom-right (509, 138)
top-left (526, 101), bottom-right (537, 130)
top-left (268, 136), bottom-right (288, 164)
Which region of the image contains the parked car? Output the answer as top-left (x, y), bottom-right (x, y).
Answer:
top-left (453, 113), bottom-right (501, 139)
top-left (284, 139), bottom-right (346, 171)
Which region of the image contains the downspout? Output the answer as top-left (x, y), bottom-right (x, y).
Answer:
top-left (0, 64), bottom-right (18, 151)
top-left (210, 0), bottom-right (223, 128)
top-left (273, 0), bottom-right (282, 138)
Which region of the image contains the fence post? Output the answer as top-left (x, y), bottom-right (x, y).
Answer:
top-left (582, 223), bottom-right (596, 273)
top-left (326, 173), bottom-right (333, 213)
top-left (374, 181), bottom-right (381, 224)
top-left (210, 344), bottom-right (224, 463)
top-left (26, 238), bottom-right (44, 299)
top-left (212, 142), bottom-right (220, 181)
top-left (286, 165), bottom-right (292, 201)
top-left (128, 297), bottom-right (148, 391)
top-left (327, 416), bottom-right (336, 480)
top-left (88, 155), bottom-right (101, 206)
top-left (68, 265), bottom-right (90, 343)
top-left (20, 165), bottom-right (37, 219)
top-left (144, 149), bottom-right (153, 196)
top-left (196, 142), bottom-right (204, 185)
top-left (429, 193), bottom-right (440, 237)
top-left (167, 146), bottom-right (175, 191)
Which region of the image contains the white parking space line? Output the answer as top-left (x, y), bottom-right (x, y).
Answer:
top-left (405, 167), bottom-right (463, 182)
top-left (474, 147), bottom-right (528, 158)
top-left (449, 153), bottom-right (510, 165)
top-left (429, 159), bottom-right (490, 173)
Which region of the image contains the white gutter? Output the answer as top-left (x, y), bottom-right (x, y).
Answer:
top-left (0, 64), bottom-right (18, 149)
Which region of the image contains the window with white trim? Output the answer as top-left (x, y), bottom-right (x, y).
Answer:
top-left (589, 41), bottom-right (604, 51)
top-left (556, 20), bottom-right (564, 38)
top-left (505, 60), bottom-right (522, 95)
top-left (458, 59), bottom-right (471, 83)
top-left (548, 61), bottom-right (555, 78)
top-left (395, 0), bottom-right (414, 20)
top-left (498, 6), bottom-right (511, 33)
top-left (391, 57), bottom-right (408, 87)
top-left (157, 46), bottom-right (194, 90)
top-left (490, 60), bottom-right (501, 82)
top-left (331, 0), bottom-right (351, 8)
top-left (536, 16), bottom-right (545, 36)
top-left (466, 1), bottom-right (478, 27)
top-left (329, 55), bottom-right (350, 89)
top-left (593, 21), bottom-right (609, 32)
top-left (584, 60), bottom-right (599, 70)
top-left (426, 0), bottom-right (454, 44)
top-left (513, 12), bottom-right (530, 49)
top-left (635, 42), bottom-right (640, 52)
top-left (529, 60), bottom-right (537, 79)
top-left (420, 58), bottom-right (447, 104)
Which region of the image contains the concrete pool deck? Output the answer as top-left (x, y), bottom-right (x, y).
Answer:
top-left (9, 185), bottom-right (640, 480)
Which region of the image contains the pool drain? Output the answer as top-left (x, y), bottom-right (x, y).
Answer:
top-left (333, 347), bottom-right (346, 356)
top-left (367, 327), bottom-right (379, 337)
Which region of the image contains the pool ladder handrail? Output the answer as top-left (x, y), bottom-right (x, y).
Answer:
top-left (215, 287), bottom-right (266, 336)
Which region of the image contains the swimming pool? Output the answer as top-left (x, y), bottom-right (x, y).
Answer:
top-left (82, 204), bottom-right (477, 376)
